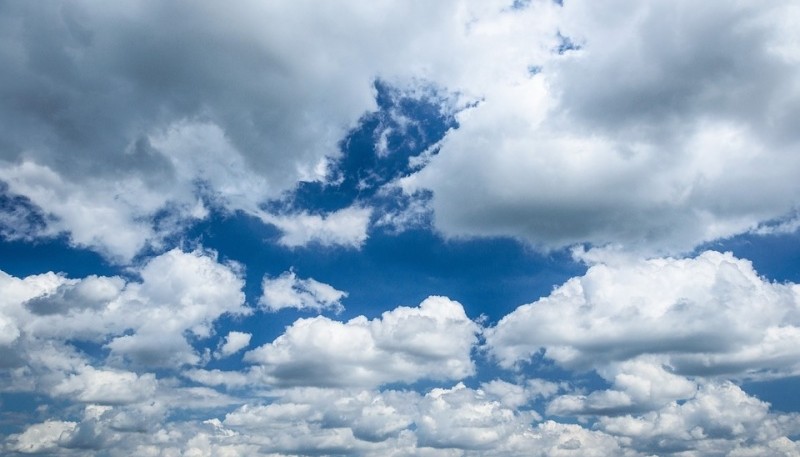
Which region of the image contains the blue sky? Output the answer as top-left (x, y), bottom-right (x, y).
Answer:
top-left (2, 1), bottom-right (800, 455)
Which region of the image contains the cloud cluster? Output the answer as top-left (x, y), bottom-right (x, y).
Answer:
top-left (403, 0), bottom-right (800, 254)
top-left (245, 296), bottom-right (480, 387)
top-left (0, 0), bottom-right (564, 260)
top-left (485, 250), bottom-right (800, 379)
top-left (4, 250), bottom-right (800, 455)
top-left (599, 382), bottom-right (800, 456)
top-left (481, 250), bottom-right (800, 453)
top-left (0, 249), bottom-right (248, 394)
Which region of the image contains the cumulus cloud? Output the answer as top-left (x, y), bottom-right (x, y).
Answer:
top-left (259, 206), bottom-right (373, 249)
top-left (598, 382), bottom-right (800, 456)
top-left (485, 250), bottom-right (800, 379)
top-left (51, 366), bottom-right (157, 405)
top-left (216, 331), bottom-right (252, 358)
top-left (0, 0), bottom-right (565, 260)
top-left (259, 270), bottom-right (347, 313)
top-left (212, 384), bottom-right (631, 456)
top-left (245, 296), bottom-right (479, 387)
top-left (0, 247), bottom-right (248, 401)
top-left (0, 250), bottom-right (248, 453)
top-left (546, 359), bottom-right (697, 416)
top-left (403, 0), bottom-right (800, 253)
top-left (5, 420), bottom-right (77, 454)
top-left (415, 382), bottom-right (537, 450)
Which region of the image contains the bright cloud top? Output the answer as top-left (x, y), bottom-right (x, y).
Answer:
top-left (259, 270), bottom-right (347, 313)
top-left (485, 251), bottom-right (800, 378)
top-left (245, 296), bottom-right (480, 388)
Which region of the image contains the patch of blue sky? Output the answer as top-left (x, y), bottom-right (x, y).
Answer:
top-left (272, 80), bottom-right (458, 215)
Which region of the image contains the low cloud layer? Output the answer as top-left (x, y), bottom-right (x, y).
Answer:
top-left (4, 250), bottom-right (800, 455)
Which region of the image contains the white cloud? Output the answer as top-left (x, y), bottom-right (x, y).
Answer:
top-left (485, 250), bottom-right (800, 380)
top-left (598, 382), bottom-right (800, 456)
top-left (0, 248), bottom-right (248, 398)
top-left (259, 271), bottom-right (347, 313)
top-left (547, 359), bottom-right (697, 416)
top-left (415, 382), bottom-right (537, 450)
top-left (2, 0), bottom-right (795, 260)
top-left (245, 296), bottom-right (479, 387)
top-left (5, 420), bottom-right (77, 454)
top-left (3, 2), bottom-right (800, 456)
top-left (0, 162), bottom-right (165, 262)
top-left (0, 0), bottom-right (566, 260)
top-left (259, 205), bottom-right (372, 249)
top-left (51, 366), bottom-right (157, 405)
top-left (216, 331), bottom-right (252, 358)
top-left (403, 0), bottom-right (800, 254)
top-left (216, 385), bottom-right (632, 456)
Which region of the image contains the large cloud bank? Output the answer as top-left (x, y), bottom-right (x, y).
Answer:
top-left (3, 249), bottom-right (800, 455)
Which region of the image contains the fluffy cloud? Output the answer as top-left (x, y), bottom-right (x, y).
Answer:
top-left (480, 248), bottom-right (800, 451)
top-left (0, 0), bottom-right (565, 260)
top-left (598, 382), bottom-right (800, 456)
top-left (0, 250), bottom-right (246, 452)
top-left (245, 296), bottom-right (479, 387)
top-left (213, 384), bottom-right (631, 457)
top-left (51, 366), bottom-right (157, 405)
top-left (3, 2), bottom-right (800, 455)
top-left (415, 382), bottom-right (537, 450)
top-left (259, 270), bottom-right (347, 313)
top-left (259, 206), bottom-right (373, 249)
top-left (216, 331), bottom-right (252, 358)
top-left (5, 420), bottom-right (77, 454)
top-left (0, 248), bottom-right (248, 400)
top-left (546, 359), bottom-right (697, 416)
top-left (485, 250), bottom-right (800, 379)
top-left (7, 381), bottom-right (796, 456)
top-left (403, 0), bottom-right (800, 253)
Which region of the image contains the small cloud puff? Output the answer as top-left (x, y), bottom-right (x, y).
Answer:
top-left (259, 206), bottom-right (372, 249)
top-left (259, 271), bottom-right (347, 313)
top-left (216, 331), bottom-right (253, 358)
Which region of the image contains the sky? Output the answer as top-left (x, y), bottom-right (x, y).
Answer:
top-left (1, 0), bottom-right (800, 455)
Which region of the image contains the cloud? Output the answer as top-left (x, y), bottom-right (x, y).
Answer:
top-left (415, 382), bottom-right (538, 450)
top-left (0, 0), bottom-right (565, 260)
top-left (0, 162), bottom-right (166, 262)
top-left (259, 205), bottom-right (373, 249)
top-left (5, 420), bottom-right (77, 454)
top-left (244, 296), bottom-right (479, 387)
top-left (598, 382), bottom-right (800, 456)
top-left (546, 359), bottom-right (697, 416)
top-left (0, 248), bottom-right (248, 398)
top-left (259, 270), bottom-right (347, 313)
top-left (3, 2), bottom-right (800, 456)
top-left (216, 331), bottom-right (252, 358)
top-left (215, 385), bottom-right (629, 456)
top-left (485, 250), bottom-right (800, 379)
top-left (51, 366), bottom-right (157, 405)
top-left (403, 0), bottom-right (800, 254)
top-left (4, 0), bottom-right (795, 260)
